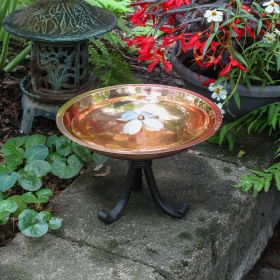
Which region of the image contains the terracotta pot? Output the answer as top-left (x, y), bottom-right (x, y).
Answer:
top-left (170, 48), bottom-right (280, 120)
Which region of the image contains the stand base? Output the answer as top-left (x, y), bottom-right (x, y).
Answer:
top-left (98, 160), bottom-right (188, 225)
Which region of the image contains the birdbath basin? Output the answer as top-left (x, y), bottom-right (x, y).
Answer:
top-left (56, 84), bottom-right (222, 224)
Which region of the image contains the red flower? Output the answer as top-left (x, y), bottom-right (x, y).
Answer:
top-left (219, 56), bottom-right (248, 77)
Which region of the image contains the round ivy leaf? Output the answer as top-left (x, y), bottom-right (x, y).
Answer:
top-left (51, 154), bottom-right (83, 179)
top-left (49, 217), bottom-right (62, 230)
top-left (24, 145), bottom-right (49, 162)
top-left (48, 152), bottom-right (65, 164)
top-left (72, 143), bottom-right (92, 163)
top-left (37, 211), bottom-right (52, 223)
top-left (46, 135), bottom-right (58, 149)
top-left (56, 136), bottom-right (72, 157)
top-left (25, 135), bottom-right (46, 149)
top-left (1, 137), bottom-right (26, 156)
top-left (35, 188), bottom-right (53, 199)
top-left (22, 191), bottom-right (50, 204)
top-left (18, 170), bottom-right (42, 192)
top-left (5, 149), bottom-right (24, 169)
top-left (0, 199), bottom-right (18, 213)
top-left (24, 160), bottom-right (51, 177)
top-left (0, 192), bottom-right (6, 201)
top-left (0, 172), bottom-right (18, 192)
top-left (18, 209), bottom-right (49, 238)
top-left (8, 195), bottom-right (27, 218)
top-left (0, 164), bottom-right (15, 173)
top-left (0, 214), bottom-right (9, 225)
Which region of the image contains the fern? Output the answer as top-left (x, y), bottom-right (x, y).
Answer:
top-left (213, 102), bottom-right (280, 151)
top-left (234, 162), bottom-right (280, 197)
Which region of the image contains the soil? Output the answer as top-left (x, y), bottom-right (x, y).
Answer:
top-left (0, 45), bottom-right (279, 279)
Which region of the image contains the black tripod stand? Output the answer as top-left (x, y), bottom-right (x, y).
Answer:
top-left (98, 160), bottom-right (188, 224)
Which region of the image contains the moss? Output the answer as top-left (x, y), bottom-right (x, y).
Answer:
top-left (177, 231), bottom-right (193, 240)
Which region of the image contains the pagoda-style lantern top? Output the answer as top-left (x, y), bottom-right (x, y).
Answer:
top-left (3, 0), bottom-right (116, 134)
top-left (4, 0), bottom-right (116, 42)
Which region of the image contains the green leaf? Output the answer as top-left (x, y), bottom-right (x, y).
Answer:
top-left (56, 136), bottom-right (72, 157)
top-left (46, 135), bottom-right (58, 149)
top-left (233, 51), bottom-right (248, 68)
top-left (51, 154), bottom-right (83, 179)
top-left (18, 209), bottom-right (49, 238)
top-left (35, 188), bottom-right (53, 198)
top-left (22, 188), bottom-right (53, 204)
top-left (92, 154), bottom-right (108, 165)
top-left (37, 211), bottom-right (52, 223)
top-left (72, 143), bottom-right (93, 162)
top-left (0, 192), bottom-right (5, 201)
top-left (8, 195), bottom-right (27, 217)
top-left (203, 33), bottom-right (216, 57)
top-left (0, 172), bottom-right (18, 192)
top-left (24, 160), bottom-right (51, 177)
top-left (25, 135), bottom-right (46, 148)
top-left (48, 217), bottom-right (62, 230)
top-left (17, 170), bottom-right (42, 192)
top-left (0, 164), bottom-right (15, 173)
top-left (0, 199), bottom-right (17, 213)
top-left (24, 145), bottom-right (49, 162)
top-left (4, 149), bottom-right (24, 169)
top-left (1, 137), bottom-right (26, 156)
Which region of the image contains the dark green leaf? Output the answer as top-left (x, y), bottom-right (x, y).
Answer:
top-left (25, 135), bottom-right (46, 148)
top-left (24, 145), bottom-right (49, 162)
top-left (24, 160), bottom-right (51, 177)
top-left (0, 172), bottom-right (18, 192)
top-left (8, 195), bottom-right (27, 217)
top-left (17, 170), bottom-right (42, 192)
top-left (56, 136), bottom-right (72, 157)
top-left (48, 217), bottom-right (62, 230)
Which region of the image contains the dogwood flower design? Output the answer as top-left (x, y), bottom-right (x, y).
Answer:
top-left (119, 111), bottom-right (164, 135)
top-left (209, 84), bottom-right (228, 101)
top-left (263, 32), bottom-right (276, 43)
top-left (263, 0), bottom-right (280, 14)
top-left (204, 10), bottom-right (223, 22)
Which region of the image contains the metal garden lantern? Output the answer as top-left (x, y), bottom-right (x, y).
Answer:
top-left (3, 0), bottom-right (116, 134)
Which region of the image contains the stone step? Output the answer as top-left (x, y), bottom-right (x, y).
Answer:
top-left (1, 151), bottom-right (279, 280)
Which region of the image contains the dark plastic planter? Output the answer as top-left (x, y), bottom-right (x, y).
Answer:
top-left (171, 48), bottom-right (280, 120)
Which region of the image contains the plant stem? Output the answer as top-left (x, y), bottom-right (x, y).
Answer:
top-left (3, 43), bottom-right (31, 73)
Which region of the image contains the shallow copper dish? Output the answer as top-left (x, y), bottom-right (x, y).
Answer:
top-left (56, 84), bottom-right (223, 160)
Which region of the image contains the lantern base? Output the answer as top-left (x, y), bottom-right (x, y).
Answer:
top-left (20, 92), bottom-right (59, 134)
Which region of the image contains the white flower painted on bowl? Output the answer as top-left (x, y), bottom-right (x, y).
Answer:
top-left (263, 0), bottom-right (280, 13)
top-left (263, 32), bottom-right (276, 43)
top-left (216, 103), bottom-right (225, 117)
top-left (209, 83), bottom-right (228, 101)
top-left (204, 9), bottom-right (223, 22)
top-left (119, 111), bottom-right (164, 135)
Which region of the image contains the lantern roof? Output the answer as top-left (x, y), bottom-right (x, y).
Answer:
top-left (3, 0), bottom-right (116, 42)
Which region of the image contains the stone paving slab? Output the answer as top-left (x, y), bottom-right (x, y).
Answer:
top-left (1, 151), bottom-right (280, 280)
top-left (0, 234), bottom-right (164, 280)
top-left (51, 151), bottom-right (280, 280)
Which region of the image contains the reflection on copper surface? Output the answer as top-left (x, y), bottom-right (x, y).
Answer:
top-left (56, 84), bottom-right (223, 159)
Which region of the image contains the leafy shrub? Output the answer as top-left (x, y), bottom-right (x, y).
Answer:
top-left (0, 134), bottom-right (106, 237)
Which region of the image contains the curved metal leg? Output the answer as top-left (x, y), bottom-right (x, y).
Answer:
top-left (133, 168), bottom-right (143, 191)
top-left (98, 165), bottom-right (136, 224)
top-left (143, 163), bottom-right (188, 218)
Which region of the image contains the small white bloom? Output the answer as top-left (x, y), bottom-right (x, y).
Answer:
top-left (216, 103), bottom-right (225, 116)
top-left (274, 28), bottom-right (280, 35)
top-left (263, 0), bottom-right (280, 14)
top-left (204, 9), bottom-right (223, 22)
top-left (263, 32), bottom-right (277, 43)
top-left (208, 83), bottom-right (228, 101)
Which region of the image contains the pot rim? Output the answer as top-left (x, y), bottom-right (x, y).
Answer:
top-left (171, 48), bottom-right (280, 98)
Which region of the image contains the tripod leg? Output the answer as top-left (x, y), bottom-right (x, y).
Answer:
top-left (143, 163), bottom-right (188, 218)
top-left (133, 168), bottom-right (143, 191)
top-left (98, 165), bottom-right (136, 224)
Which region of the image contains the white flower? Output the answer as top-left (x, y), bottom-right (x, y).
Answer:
top-left (274, 28), bottom-right (280, 35)
top-left (118, 111), bottom-right (164, 135)
top-left (263, 32), bottom-right (277, 43)
top-left (204, 9), bottom-right (223, 22)
top-left (263, 0), bottom-right (280, 14)
top-left (216, 103), bottom-right (225, 116)
top-left (208, 83), bottom-right (228, 101)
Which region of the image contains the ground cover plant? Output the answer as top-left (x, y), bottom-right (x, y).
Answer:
top-left (0, 134), bottom-right (106, 238)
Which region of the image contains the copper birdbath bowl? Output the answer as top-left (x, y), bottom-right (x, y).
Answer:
top-left (56, 84), bottom-right (222, 224)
